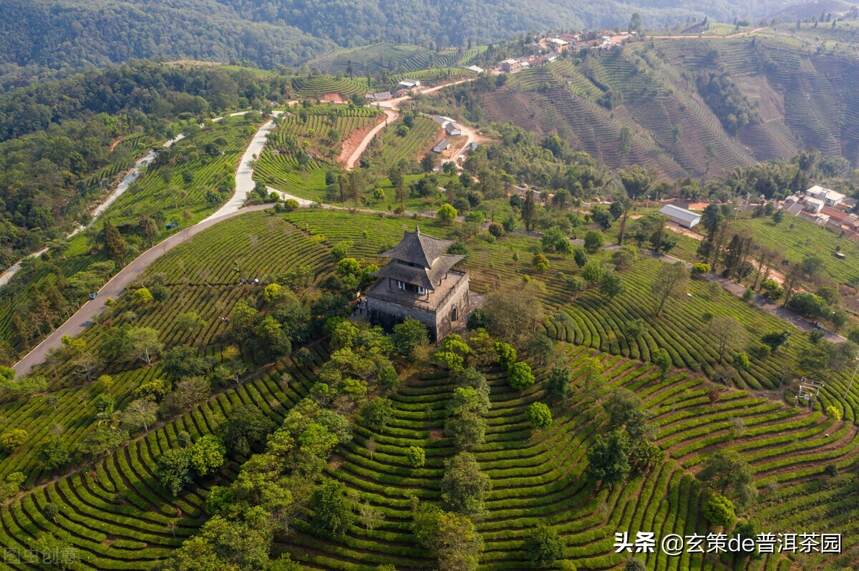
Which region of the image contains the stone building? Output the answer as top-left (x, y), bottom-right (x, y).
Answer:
top-left (358, 227), bottom-right (471, 340)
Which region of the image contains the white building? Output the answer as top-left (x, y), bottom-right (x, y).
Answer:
top-left (805, 185), bottom-right (845, 207)
top-left (659, 204), bottom-right (701, 229)
top-left (464, 65), bottom-right (484, 74)
top-left (804, 197), bottom-right (825, 213)
top-left (397, 80), bottom-right (421, 90)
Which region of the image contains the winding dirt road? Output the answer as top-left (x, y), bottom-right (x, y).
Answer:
top-left (343, 77), bottom-right (478, 171)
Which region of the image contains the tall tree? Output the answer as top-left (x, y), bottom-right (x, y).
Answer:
top-left (101, 221), bottom-right (127, 262)
top-left (521, 190), bottom-right (537, 232)
top-left (650, 262), bottom-right (689, 317)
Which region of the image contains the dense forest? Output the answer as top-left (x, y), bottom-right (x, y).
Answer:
top-left (0, 0), bottom-right (837, 88)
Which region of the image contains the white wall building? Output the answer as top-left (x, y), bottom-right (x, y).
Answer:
top-left (659, 204), bottom-right (701, 228)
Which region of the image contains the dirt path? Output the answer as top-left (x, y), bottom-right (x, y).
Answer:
top-left (342, 108), bottom-right (398, 169)
top-left (343, 77), bottom-right (478, 171)
top-left (202, 111), bottom-right (282, 223)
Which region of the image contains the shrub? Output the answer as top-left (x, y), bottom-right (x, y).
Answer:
top-left (532, 252), bottom-right (550, 272)
top-left (526, 524), bottom-right (564, 565)
top-left (703, 492), bottom-right (736, 528)
top-left (526, 402), bottom-right (553, 429)
top-left (826, 405), bottom-right (842, 421)
top-left (508, 361), bottom-right (535, 390)
top-left (691, 262), bottom-right (711, 277)
top-left (406, 446), bottom-right (426, 468)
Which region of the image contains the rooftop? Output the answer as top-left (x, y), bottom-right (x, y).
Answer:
top-left (381, 228), bottom-right (454, 269)
top-left (659, 204), bottom-right (701, 224)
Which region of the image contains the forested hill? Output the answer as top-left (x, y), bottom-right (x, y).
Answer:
top-left (0, 0), bottom-right (837, 89)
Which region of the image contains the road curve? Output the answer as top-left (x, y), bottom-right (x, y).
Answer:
top-left (344, 109), bottom-right (399, 170)
top-left (12, 114), bottom-right (279, 377)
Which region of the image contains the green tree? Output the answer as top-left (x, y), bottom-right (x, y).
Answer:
top-left (584, 231), bottom-right (603, 254)
top-left (169, 512), bottom-right (273, 570)
top-left (586, 429), bottom-right (630, 486)
top-left (120, 398), bottom-right (157, 433)
top-left (697, 449), bottom-right (756, 507)
top-left (526, 402), bottom-right (553, 429)
top-left (0, 428), bottom-right (27, 452)
top-left (441, 452), bottom-right (491, 515)
top-left (126, 326), bottom-right (163, 365)
top-left (311, 479), bottom-right (354, 538)
top-left (101, 221), bottom-right (128, 262)
top-left (508, 361), bottom-right (535, 390)
top-left (437, 203), bottom-right (458, 225)
top-left (158, 448), bottom-right (192, 496)
top-left (218, 404), bottom-right (275, 458)
top-left (391, 318), bottom-right (429, 358)
top-left (650, 262), bottom-right (688, 317)
top-left (521, 190), bottom-right (537, 231)
top-left (526, 523), bottom-right (565, 566)
top-left (188, 435), bottom-right (225, 477)
top-left (652, 348), bottom-right (671, 378)
top-left (406, 445), bottom-right (426, 468)
top-left (702, 492), bottom-right (736, 528)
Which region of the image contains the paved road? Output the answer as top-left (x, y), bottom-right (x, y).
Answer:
top-left (203, 111), bottom-right (282, 223)
top-left (1, 114), bottom-right (238, 290)
top-left (12, 114), bottom-right (278, 377)
top-left (12, 205), bottom-right (273, 377)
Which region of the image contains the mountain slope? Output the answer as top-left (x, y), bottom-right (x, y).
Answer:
top-left (458, 36), bottom-right (859, 178)
top-left (0, 0), bottom-right (851, 89)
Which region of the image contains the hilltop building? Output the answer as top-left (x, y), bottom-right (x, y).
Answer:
top-left (358, 228), bottom-right (471, 340)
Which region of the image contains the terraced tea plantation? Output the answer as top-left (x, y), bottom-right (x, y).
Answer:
top-left (0, 115), bottom-right (261, 359)
top-left (5, 207), bottom-right (859, 569)
top-left (253, 104), bottom-right (382, 202)
top-left (360, 115), bottom-right (442, 175)
top-left (276, 344), bottom-right (859, 570)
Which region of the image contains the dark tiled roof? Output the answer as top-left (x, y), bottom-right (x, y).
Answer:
top-left (381, 228), bottom-right (454, 268)
top-left (376, 254), bottom-right (464, 291)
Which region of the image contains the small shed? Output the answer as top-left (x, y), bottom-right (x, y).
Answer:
top-left (659, 204), bottom-right (701, 229)
top-left (397, 80), bottom-right (421, 90)
top-left (432, 139), bottom-right (450, 153)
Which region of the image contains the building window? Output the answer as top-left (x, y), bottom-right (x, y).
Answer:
top-left (397, 280), bottom-right (406, 291)
top-left (417, 286), bottom-right (426, 295)
top-left (450, 306), bottom-right (458, 322)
